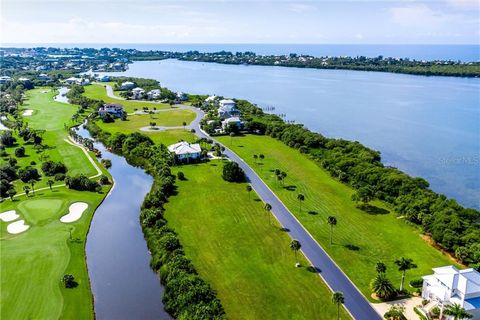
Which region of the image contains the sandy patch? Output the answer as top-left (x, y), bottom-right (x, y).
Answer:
top-left (0, 210), bottom-right (19, 222)
top-left (41, 90), bottom-right (49, 93)
top-left (22, 109), bottom-right (34, 116)
top-left (60, 202), bottom-right (89, 223)
top-left (7, 220), bottom-right (30, 234)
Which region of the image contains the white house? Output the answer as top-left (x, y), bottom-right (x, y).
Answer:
top-left (222, 116), bottom-right (243, 130)
top-left (121, 81), bottom-right (135, 90)
top-left (168, 142), bottom-right (201, 161)
top-left (98, 75), bottom-right (110, 82)
top-left (147, 89), bottom-right (161, 100)
top-left (176, 91), bottom-right (188, 101)
top-left (422, 266), bottom-right (480, 319)
top-left (65, 77), bottom-right (89, 85)
top-left (218, 99), bottom-right (239, 119)
top-left (98, 103), bottom-right (124, 118)
top-left (131, 87), bottom-right (145, 100)
top-left (38, 73), bottom-right (50, 81)
top-left (0, 76), bottom-right (12, 84)
top-left (205, 95), bottom-right (218, 104)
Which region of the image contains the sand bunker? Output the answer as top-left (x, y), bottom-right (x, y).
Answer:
top-left (60, 202), bottom-right (89, 223)
top-left (22, 110), bottom-right (34, 116)
top-left (7, 220), bottom-right (30, 234)
top-left (0, 210), bottom-right (19, 222)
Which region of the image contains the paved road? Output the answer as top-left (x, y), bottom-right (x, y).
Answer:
top-left (104, 84), bottom-right (381, 319)
top-left (194, 124), bottom-right (380, 320)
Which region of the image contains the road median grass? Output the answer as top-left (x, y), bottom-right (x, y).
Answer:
top-left (164, 161), bottom-right (350, 319)
top-left (217, 134), bottom-right (457, 301)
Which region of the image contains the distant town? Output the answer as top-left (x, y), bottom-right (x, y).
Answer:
top-left (1, 47), bottom-right (479, 78)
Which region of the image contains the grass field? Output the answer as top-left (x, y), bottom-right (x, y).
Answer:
top-left (217, 134), bottom-right (457, 300)
top-left (165, 162), bottom-right (350, 319)
top-left (83, 83), bottom-right (170, 113)
top-left (5, 89), bottom-right (97, 193)
top-left (84, 84), bottom-right (197, 146)
top-left (1, 88), bottom-right (110, 319)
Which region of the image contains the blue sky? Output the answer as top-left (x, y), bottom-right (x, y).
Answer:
top-left (1, 0), bottom-right (479, 44)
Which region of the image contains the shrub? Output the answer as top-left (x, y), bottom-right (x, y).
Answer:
top-left (42, 161), bottom-right (67, 176)
top-left (431, 306), bottom-right (440, 318)
top-left (177, 171), bottom-right (185, 180)
top-left (101, 159), bottom-right (112, 168)
top-left (0, 131), bottom-right (16, 147)
top-left (409, 279), bottom-right (423, 288)
top-left (98, 175), bottom-right (110, 185)
top-left (62, 274), bottom-right (78, 288)
top-left (14, 146), bottom-right (25, 157)
top-left (102, 113), bottom-right (114, 123)
top-left (65, 174), bottom-right (100, 191)
top-left (54, 173), bottom-right (66, 181)
top-left (222, 161), bottom-right (245, 182)
top-left (18, 166), bottom-right (40, 182)
top-left (0, 164), bottom-right (17, 181)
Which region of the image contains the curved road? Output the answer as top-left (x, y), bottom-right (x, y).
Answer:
top-left (105, 84), bottom-right (381, 319)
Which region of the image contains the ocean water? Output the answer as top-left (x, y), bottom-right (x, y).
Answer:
top-left (97, 59), bottom-right (480, 209)
top-left (3, 43), bottom-right (479, 62)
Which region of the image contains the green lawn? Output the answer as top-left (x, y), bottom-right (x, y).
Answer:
top-left (83, 83), bottom-right (170, 113)
top-left (165, 162), bottom-right (350, 320)
top-left (1, 88), bottom-right (110, 319)
top-left (99, 109), bottom-right (195, 129)
top-left (6, 89), bottom-right (97, 193)
top-left (217, 134), bottom-right (458, 300)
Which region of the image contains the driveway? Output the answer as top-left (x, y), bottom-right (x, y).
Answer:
top-left (372, 297), bottom-right (423, 320)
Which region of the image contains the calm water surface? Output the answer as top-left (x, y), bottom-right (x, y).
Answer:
top-left (77, 126), bottom-right (170, 320)
top-left (99, 59), bottom-right (480, 209)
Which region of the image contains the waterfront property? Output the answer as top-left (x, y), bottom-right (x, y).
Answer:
top-left (168, 141), bottom-right (201, 161)
top-left (131, 87), bottom-right (145, 99)
top-left (98, 103), bottom-right (124, 118)
top-left (65, 77), bottom-right (90, 86)
top-left (422, 266), bottom-right (480, 319)
top-left (218, 134), bottom-right (457, 300)
top-left (164, 162), bottom-right (350, 319)
top-left (120, 81), bottom-right (135, 90)
top-left (222, 116), bottom-right (243, 130)
top-left (98, 75), bottom-right (110, 82)
top-left (218, 99), bottom-right (239, 119)
top-left (147, 89), bottom-right (161, 99)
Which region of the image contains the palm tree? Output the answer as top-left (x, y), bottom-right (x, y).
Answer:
top-left (281, 171), bottom-right (287, 184)
top-left (376, 261), bottom-right (387, 274)
top-left (229, 132), bottom-right (235, 145)
top-left (370, 273), bottom-right (396, 299)
top-left (253, 154), bottom-right (258, 164)
top-left (264, 203), bottom-right (272, 224)
top-left (332, 291), bottom-right (345, 320)
top-left (443, 303), bottom-right (473, 320)
top-left (290, 239), bottom-right (301, 266)
top-left (30, 179), bottom-right (36, 195)
top-left (47, 179), bottom-right (54, 191)
top-left (297, 193), bottom-right (305, 211)
top-left (394, 257), bottom-right (417, 291)
top-left (246, 185), bottom-right (252, 199)
top-left (23, 185), bottom-right (30, 197)
top-left (7, 189), bottom-right (16, 201)
top-left (182, 121), bottom-right (187, 130)
top-left (327, 216), bottom-right (337, 245)
top-left (259, 154), bottom-right (264, 162)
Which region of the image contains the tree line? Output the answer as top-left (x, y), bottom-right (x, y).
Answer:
top-left (83, 119), bottom-right (226, 319)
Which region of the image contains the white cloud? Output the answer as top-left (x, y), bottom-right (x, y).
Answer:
top-left (288, 3), bottom-right (318, 13)
top-left (390, 4), bottom-right (457, 27)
